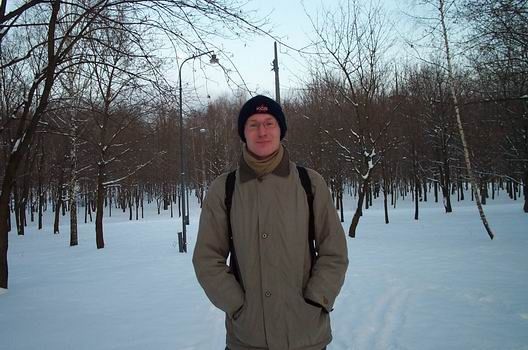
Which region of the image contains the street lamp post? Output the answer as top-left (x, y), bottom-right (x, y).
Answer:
top-left (189, 126), bottom-right (208, 208)
top-left (199, 128), bottom-right (207, 196)
top-left (178, 51), bottom-right (218, 253)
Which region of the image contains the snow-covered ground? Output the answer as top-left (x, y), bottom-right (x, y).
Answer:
top-left (1, 191), bottom-right (527, 350)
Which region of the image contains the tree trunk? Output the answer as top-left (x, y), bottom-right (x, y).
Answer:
top-left (368, 184), bottom-right (373, 207)
top-left (0, 0), bottom-right (62, 289)
top-left (349, 179), bottom-right (369, 238)
top-left (0, 151), bottom-right (24, 288)
top-left (339, 190), bottom-right (344, 223)
top-left (178, 191), bottom-right (181, 217)
top-left (69, 143), bottom-right (79, 246)
top-left (30, 189), bottom-right (35, 224)
top-left (95, 164), bottom-right (105, 249)
top-left (53, 192), bottom-right (62, 234)
top-left (35, 141), bottom-right (44, 229)
top-left (0, 185), bottom-right (11, 289)
top-left (413, 145), bottom-right (419, 220)
top-left (199, 186), bottom-right (205, 209)
top-left (384, 188), bottom-right (389, 224)
top-left (364, 184), bottom-right (370, 210)
top-left (128, 191), bottom-right (133, 221)
top-left (53, 170), bottom-right (64, 234)
top-left (122, 189), bottom-right (127, 213)
top-left (439, 164), bottom-right (452, 213)
top-left (335, 183), bottom-right (339, 210)
top-left (393, 181), bottom-right (397, 209)
top-left (163, 186), bottom-right (169, 211)
top-left (70, 192), bottom-right (78, 247)
top-left (382, 163), bottom-right (389, 224)
top-left (414, 178), bottom-right (419, 221)
top-left (62, 197), bottom-right (66, 216)
top-left (443, 164), bottom-right (452, 212)
top-left (439, 0), bottom-right (494, 239)
top-left (480, 179), bottom-right (487, 205)
top-left (38, 188), bottom-right (43, 230)
top-left (7, 203), bottom-right (10, 233)
top-left (108, 189), bottom-right (112, 217)
top-left (135, 187), bottom-right (140, 220)
top-left (491, 179), bottom-right (495, 200)
top-left (84, 192), bottom-right (88, 224)
top-left (170, 193), bottom-right (173, 218)
top-left (13, 182), bottom-right (21, 235)
top-left (18, 197), bottom-right (26, 235)
top-left (89, 197), bottom-right (93, 222)
top-left (523, 169), bottom-right (528, 213)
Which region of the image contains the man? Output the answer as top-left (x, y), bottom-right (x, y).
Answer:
top-left (192, 95), bottom-right (348, 350)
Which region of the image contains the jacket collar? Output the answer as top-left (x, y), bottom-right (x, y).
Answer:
top-left (239, 146), bottom-right (290, 183)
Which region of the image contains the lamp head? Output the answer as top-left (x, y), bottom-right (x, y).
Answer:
top-left (209, 54), bottom-right (219, 64)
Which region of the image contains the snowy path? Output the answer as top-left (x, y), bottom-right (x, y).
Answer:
top-left (344, 285), bottom-right (411, 350)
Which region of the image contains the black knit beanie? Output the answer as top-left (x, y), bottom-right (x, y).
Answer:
top-left (238, 95), bottom-right (287, 143)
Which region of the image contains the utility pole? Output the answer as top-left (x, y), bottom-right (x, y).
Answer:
top-left (272, 41), bottom-right (281, 104)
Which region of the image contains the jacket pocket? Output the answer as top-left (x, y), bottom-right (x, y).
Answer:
top-left (228, 299), bottom-right (267, 348)
top-left (286, 294), bottom-right (330, 348)
top-left (230, 301), bottom-right (251, 343)
top-left (232, 302), bottom-right (246, 321)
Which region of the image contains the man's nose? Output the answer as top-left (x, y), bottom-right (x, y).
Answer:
top-left (257, 124), bottom-right (267, 135)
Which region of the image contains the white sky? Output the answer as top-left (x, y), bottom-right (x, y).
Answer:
top-left (4, 0), bottom-right (427, 108)
top-left (5, 0), bottom-right (425, 108)
top-left (169, 0), bottom-right (422, 107)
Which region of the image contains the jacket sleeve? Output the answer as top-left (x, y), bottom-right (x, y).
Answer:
top-left (192, 174), bottom-right (245, 318)
top-left (303, 170), bottom-right (349, 313)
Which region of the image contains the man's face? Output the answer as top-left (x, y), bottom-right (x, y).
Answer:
top-left (244, 113), bottom-right (281, 159)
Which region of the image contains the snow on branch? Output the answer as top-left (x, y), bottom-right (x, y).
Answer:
top-left (103, 151), bottom-right (167, 186)
top-left (11, 132), bottom-right (27, 154)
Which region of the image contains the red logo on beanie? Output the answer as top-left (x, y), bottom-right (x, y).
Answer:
top-left (256, 104), bottom-right (268, 113)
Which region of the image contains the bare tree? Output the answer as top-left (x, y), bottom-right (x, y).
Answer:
top-left (436, 0), bottom-right (495, 239)
top-left (308, 0), bottom-right (396, 237)
top-left (0, 0), bottom-right (266, 289)
top-left (462, 0), bottom-right (528, 212)
top-left (405, 64), bottom-right (457, 213)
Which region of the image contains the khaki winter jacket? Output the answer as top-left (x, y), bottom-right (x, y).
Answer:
top-left (192, 150), bottom-right (349, 350)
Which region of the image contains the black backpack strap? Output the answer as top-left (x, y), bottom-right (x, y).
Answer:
top-left (297, 166), bottom-right (317, 273)
top-left (225, 170), bottom-right (244, 290)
